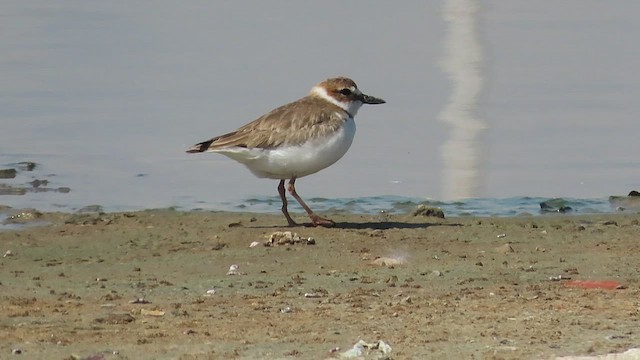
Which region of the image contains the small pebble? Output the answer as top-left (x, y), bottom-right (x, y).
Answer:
top-left (495, 243), bottom-right (514, 254)
top-left (549, 275), bottom-right (570, 281)
top-left (227, 264), bottom-right (239, 275)
top-left (129, 298), bottom-right (151, 304)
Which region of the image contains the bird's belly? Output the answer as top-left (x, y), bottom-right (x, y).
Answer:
top-left (217, 119), bottom-right (356, 179)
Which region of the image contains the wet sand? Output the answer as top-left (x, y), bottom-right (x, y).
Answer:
top-left (1, 210), bottom-right (639, 359)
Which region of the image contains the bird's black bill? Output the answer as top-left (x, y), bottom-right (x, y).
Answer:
top-left (361, 94), bottom-right (386, 104)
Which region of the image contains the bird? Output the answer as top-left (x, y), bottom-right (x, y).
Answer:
top-left (186, 77), bottom-right (385, 227)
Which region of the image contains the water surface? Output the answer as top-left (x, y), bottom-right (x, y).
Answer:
top-left (2, 1), bottom-right (639, 215)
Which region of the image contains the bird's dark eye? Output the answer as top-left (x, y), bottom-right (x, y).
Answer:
top-left (339, 88), bottom-right (352, 95)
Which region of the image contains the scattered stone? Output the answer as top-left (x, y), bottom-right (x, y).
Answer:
top-left (270, 231), bottom-right (296, 245)
top-left (605, 334), bottom-right (629, 341)
top-left (205, 289), bottom-right (216, 296)
top-left (211, 241), bottom-right (227, 251)
top-left (129, 298), bottom-right (151, 304)
top-left (3, 210), bottom-right (42, 224)
top-left (495, 243), bottom-right (514, 254)
top-left (140, 309), bottom-right (165, 317)
top-left (554, 347), bottom-right (640, 359)
top-left (340, 340), bottom-right (392, 358)
top-left (304, 292), bottom-right (322, 298)
top-left (400, 296), bottom-right (412, 305)
top-left (94, 313), bottom-right (135, 324)
top-left (0, 168), bottom-right (17, 179)
top-left (497, 233), bottom-right (507, 238)
top-left (28, 179), bottom-right (48, 188)
top-left (77, 205), bottom-right (104, 213)
top-left (412, 204), bottom-right (445, 218)
top-left (0, 184), bottom-right (26, 195)
top-left (249, 241), bottom-right (260, 248)
top-left (64, 213), bottom-right (111, 226)
top-left (266, 231), bottom-right (315, 246)
top-left (13, 162), bottom-right (37, 171)
top-left (4, 250), bottom-right (14, 257)
top-left (540, 198), bottom-right (573, 213)
top-left (11, 348), bottom-right (22, 355)
top-left (227, 264), bottom-right (241, 275)
top-left (372, 256), bottom-right (407, 267)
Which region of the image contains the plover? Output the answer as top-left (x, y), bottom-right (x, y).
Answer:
top-left (186, 77), bottom-right (385, 227)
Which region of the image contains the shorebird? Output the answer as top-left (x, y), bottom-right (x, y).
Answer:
top-left (186, 77), bottom-right (385, 227)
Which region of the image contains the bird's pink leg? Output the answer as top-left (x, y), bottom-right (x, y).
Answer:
top-left (287, 178), bottom-right (335, 227)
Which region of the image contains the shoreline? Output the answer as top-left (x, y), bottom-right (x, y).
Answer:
top-left (1, 209), bottom-right (639, 359)
top-left (2, 190), bottom-right (639, 222)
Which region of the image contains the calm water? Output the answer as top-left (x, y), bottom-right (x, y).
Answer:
top-left (2, 1), bottom-right (640, 218)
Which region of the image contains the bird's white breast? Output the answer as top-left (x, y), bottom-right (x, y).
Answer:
top-left (215, 117), bottom-right (356, 179)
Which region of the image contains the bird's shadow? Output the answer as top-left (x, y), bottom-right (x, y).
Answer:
top-left (250, 221), bottom-right (462, 230)
top-left (331, 221), bottom-right (461, 230)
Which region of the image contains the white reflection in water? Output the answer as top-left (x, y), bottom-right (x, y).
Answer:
top-left (439, 0), bottom-right (487, 200)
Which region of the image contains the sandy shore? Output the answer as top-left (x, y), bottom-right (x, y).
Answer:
top-left (1, 209), bottom-right (639, 359)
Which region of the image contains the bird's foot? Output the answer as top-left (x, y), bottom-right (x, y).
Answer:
top-left (309, 214), bottom-right (335, 228)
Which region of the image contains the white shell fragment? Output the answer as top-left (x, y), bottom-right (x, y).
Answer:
top-left (265, 231), bottom-right (315, 246)
top-left (129, 298), bottom-right (151, 304)
top-left (227, 264), bottom-right (240, 275)
top-left (205, 289), bottom-right (216, 296)
top-left (549, 275), bottom-right (570, 281)
top-left (371, 256), bottom-right (407, 267)
top-left (340, 340), bottom-right (392, 358)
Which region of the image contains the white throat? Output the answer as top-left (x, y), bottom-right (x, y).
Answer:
top-left (311, 86), bottom-right (363, 117)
